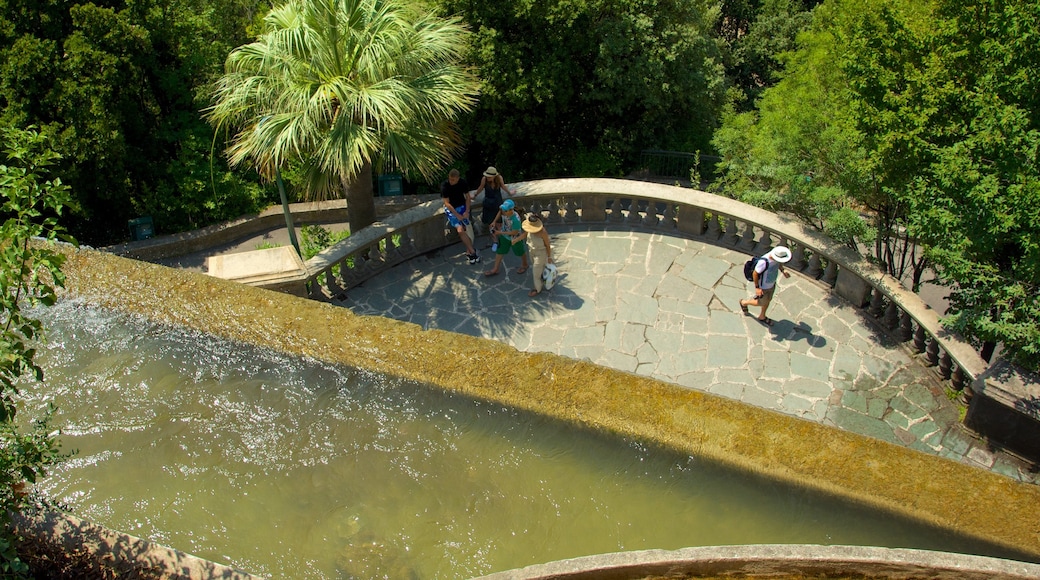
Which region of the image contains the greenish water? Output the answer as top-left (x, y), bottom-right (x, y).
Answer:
top-left (21, 300), bottom-right (1004, 578)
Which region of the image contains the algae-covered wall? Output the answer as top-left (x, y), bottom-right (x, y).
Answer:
top-left (58, 245), bottom-right (1040, 560)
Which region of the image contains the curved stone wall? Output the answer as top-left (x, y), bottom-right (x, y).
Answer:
top-left (472, 545), bottom-right (1040, 579)
top-left (55, 244), bottom-right (1040, 565)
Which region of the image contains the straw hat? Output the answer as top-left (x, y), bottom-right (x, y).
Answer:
top-left (522, 216), bottom-right (544, 233)
top-left (483, 166), bottom-right (498, 177)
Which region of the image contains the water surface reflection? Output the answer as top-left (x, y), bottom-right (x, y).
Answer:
top-left (23, 300), bottom-right (999, 578)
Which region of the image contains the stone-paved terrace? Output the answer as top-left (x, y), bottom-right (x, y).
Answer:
top-left (336, 228), bottom-right (1040, 486)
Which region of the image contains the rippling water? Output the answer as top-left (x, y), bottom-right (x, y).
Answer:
top-left (17, 300), bottom-right (996, 578)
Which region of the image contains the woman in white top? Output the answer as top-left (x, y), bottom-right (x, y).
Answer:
top-left (512, 215), bottom-right (553, 297)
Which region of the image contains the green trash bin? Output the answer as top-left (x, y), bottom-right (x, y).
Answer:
top-left (377, 173), bottom-right (403, 196)
top-left (128, 216), bottom-right (154, 241)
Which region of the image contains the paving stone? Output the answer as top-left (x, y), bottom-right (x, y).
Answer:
top-left (706, 335), bottom-right (749, 368)
top-left (842, 390), bottom-right (869, 414)
top-left (743, 387), bottom-right (782, 409)
top-left (866, 398), bottom-right (888, 419)
top-left (679, 254), bottom-right (731, 288)
top-left (890, 396), bottom-right (931, 422)
top-left (676, 370), bottom-right (716, 391)
top-left (620, 323), bottom-right (648, 354)
top-left (657, 351), bottom-right (706, 377)
top-left (561, 326), bottom-right (606, 348)
top-left (785, 377), bottom-right (833, 399)
top-left (709, 382), bottom-right (745, 400)
top-left (598, 349), bottom-right (639, 373)
top-left (908, 419), bottom-right (939, 440)
top-left (790, 352), bottom-right (831, 382)
top-left (603, 320), bottom-right (624, 350)
top-left (966, 446), bottom-right (996, 468)
top-left (679, 332), bottom-right (708, 352)
top-left (903, 383), bottom-right (941, 412)
top-left (828, 407), bottom-right (901, 444)
top-left (636, 342), bottom-right (659, 365)
top-left (884, 409), bottom-right (911, 431)
top-left (618, 294), bottom-right (659, 325)
top-left (781, 393), bottom-right (815, 414)
top-left (709, 311), bottom-right (747, 335)
top-left (760, 350), bottom-right (790, 380)
top-left (989, 459), bottom-right (1023, 481)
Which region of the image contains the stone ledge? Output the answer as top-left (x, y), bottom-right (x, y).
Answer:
top-left (472, 545), bottom-right (1040, 579)
top-left (11, 509), bottom-right (260, 580)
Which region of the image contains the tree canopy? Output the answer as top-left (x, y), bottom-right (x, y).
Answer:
top-left (435, 0), bottom-right (728, 179)
top-left (713, 0), bottom-right (1040, 369)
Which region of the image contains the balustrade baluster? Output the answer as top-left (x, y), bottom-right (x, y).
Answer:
top-left (868, 290), bottom-right (885, 319)
top-left (897, 310), bottom-right (913, 342)
top-left (822, 260), bottom-right (838, 287)
top-left (625, 199), bottom-right (643, 227)
top-left (723, 216), bottom-right (740, 247)
top-left (806, 253), bottom-right (824, 279)
top-left (913, 325), bottom-right (928, 353)
top-left (608, 197), bottom-right (624, 223)
top-left (883, 301), bottom-right (900, 330)
top-left (938, 350), bottom-right (953, 380)
top-left (642, 200), bottom-right (660, 228)
top-left (791, 245), bottom-right (808, 271)
top-left (738, 222), bottom-right (756, 250)
top-left (564, 199), bottom-right (579, 223)
top-left (951, 364), bottom-right (966, 391)
top-left (751, 231), bottom-right (773, 255)
top-left (924, 337), bottom-right (940, 366)
top-left (705, 214), bottom-right (722, 240)
top-left (546, 199), bottom-right (562, 224)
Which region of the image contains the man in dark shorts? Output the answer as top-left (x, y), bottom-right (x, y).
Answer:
top-left (441, 168), bottom-right (480, 264)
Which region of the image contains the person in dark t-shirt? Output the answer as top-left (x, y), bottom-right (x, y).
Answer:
top-left (441, 168), bottom-right (480, 264)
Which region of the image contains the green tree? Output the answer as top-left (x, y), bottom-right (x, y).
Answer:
top-left (0, 0), bottom-right (269, 245)
top-left (719, 0), bottom-right (820, 109)
top-left (891, 0), bottom-right (1040, 366)
top-left (206, 0), bottom-right (479, 235)
top-left (0, 125), bottom-right (73, 577)
top-left (712, 0), bottom-right (928, 283)
top-left (436, 0), bottom-right (726, 179)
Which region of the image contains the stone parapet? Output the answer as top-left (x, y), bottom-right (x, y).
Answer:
top-left (472, 545), bottom-right (1040, 579)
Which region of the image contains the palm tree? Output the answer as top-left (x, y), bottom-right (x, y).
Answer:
top-left (205, 0), bottom-right (479, 235)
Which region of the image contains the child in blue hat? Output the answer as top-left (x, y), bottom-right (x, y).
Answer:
top-left (483, 199), bottom-right (529, 276)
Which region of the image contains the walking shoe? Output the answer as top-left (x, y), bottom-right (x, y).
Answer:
top-left (468, 253), bottom-right (481, 264)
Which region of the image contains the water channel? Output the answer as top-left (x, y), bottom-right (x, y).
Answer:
top-left (18, 299), bottom-right (1020, 578)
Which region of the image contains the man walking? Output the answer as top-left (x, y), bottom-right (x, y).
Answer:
top-left (441, 168), bottom-right (480, 264)
top-left (739, 246), bottom-right (792, 326)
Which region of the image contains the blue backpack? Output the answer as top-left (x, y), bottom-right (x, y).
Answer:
top-left (743, 256), bottom-right (764, 281)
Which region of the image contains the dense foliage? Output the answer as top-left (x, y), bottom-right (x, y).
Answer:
top-left (434, 0), bottom-right (728, 179)
top-left (713, 0), bottom-right (1040, 368)
top-left (0, 0), bottom-right (273, 245)
top-left (0, 126), bottom-right (73, 577)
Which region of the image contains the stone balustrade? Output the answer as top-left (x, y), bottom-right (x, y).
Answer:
top-left (304, 177), bottom-right (988, 397)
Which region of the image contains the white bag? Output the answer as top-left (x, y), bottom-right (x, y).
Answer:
top-left (541, 263), bottom-right (558, 290)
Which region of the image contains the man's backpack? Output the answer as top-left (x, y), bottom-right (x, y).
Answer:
top-left (743, 256), bottom-right (763, 281)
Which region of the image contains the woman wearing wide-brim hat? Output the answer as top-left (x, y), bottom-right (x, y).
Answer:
top-left (512, 215), bottom-right (553, 297)
top-left (470, 166), bottom-right (513, 242)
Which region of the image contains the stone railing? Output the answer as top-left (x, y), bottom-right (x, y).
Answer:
top-left (304, 177), bottom-right (987, 394)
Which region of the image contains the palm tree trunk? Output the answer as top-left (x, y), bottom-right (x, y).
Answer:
top-left (342, 160), bottom-right (376, 235)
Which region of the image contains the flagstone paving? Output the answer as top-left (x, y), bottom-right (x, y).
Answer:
top-left (337, 228), bottom-right (1040, 486)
